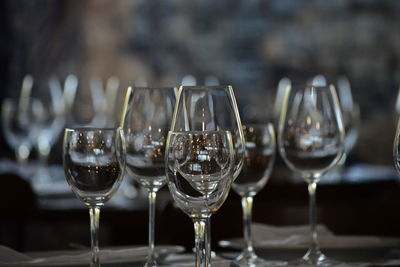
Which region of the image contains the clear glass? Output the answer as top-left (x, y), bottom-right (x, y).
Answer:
top-left (1, 98), bottom-right (41, 165)
top-left (278, 84), bottom-right (345, 266)
top-left (1, 74), bottom-right (34, 165)
top-left (121, 87), bottom-right (176, 267)
top-left (31, 76), bottom-right (66, 186)
top-left (232, 123), bottom-right (283, 266)
top-left (166, 131), bottom-right (234, 267)
top-left (169, 85), bottom-right (245, 267)
top-left (63, 127), bottom-right (125, 267)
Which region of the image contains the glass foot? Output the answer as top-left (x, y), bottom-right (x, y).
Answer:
top-left (287, 249), bottom-right (339, 266)
top-left (144, 261), bottom-right (157, 267)
top-left (234, 253), bottom-right (287, 267)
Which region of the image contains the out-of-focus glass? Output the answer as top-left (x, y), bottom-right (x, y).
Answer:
top-left (1, 98), bottom-right (42, 165)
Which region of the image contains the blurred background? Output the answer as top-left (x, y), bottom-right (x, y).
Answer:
top-left (1, 0), bottom-right (400, 254)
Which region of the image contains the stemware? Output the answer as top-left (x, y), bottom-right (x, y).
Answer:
top-left (278, 84), bottom-right (345, 266)
top-left (168, 85), bottom-right (245, 267)
top-left (63, 127), bottom-right (125, 267)
top-left (121, 86), bottom-right (176, 267)
top-left (166, 131), bottom-right (234, 267)
top-left (31, 76), bottom-right (66, 186)
top-left (1, 75), bottom-right (36, 165)
top-left (232, 123), bottom-right (279, 266)
top-left (1, 97), bottom-right (43, 165)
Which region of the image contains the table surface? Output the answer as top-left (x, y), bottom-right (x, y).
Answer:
top-left (2, 160), bottom-right (400, 264)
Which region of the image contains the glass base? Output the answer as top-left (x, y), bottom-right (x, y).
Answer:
top-left (287, 249), bottom-right (339, 266)
top-left (144, 260), bottom-right (157, 267)
top-left (234, 252), bottom-right (287, 267)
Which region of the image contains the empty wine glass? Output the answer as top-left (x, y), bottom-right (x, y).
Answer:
top-left (278, 84), bottom-right (345, 266)
top-left (31, 76), bottom-right (66, 186)
top-left (63, 127), bottom-right (125, 267)
top-left (2, 97), bottom-right (43, 165)
top-left (232, 123), bottom-right (282, 266)
top-left (1, 75), bottom-right (36, 165)
top-left (169, 85), bottom-right (245, 267)
top-left (121, 86), bottom-right (176, 267)
top-left (166, 130), bottom-right (234, 267)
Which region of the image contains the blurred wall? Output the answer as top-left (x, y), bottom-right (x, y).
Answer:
top-left (1, 0), bottom-right (400, 165)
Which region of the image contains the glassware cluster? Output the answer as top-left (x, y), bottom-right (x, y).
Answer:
top-left (2, 74), bottom-right (357, 267)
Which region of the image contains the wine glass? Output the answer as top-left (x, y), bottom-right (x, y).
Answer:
top-left (166, 130), bottom-right (234, 267)
top-left (31, 76), bottom-right (66, 186)
top-left (1, 75), bottom-right (36, 165)
top-left (121, 86), bottom-right (176, 267)
top-left (63, 127), bottom-right (125, 267)
top-left (169, 85), bottom-right (245, 267)
top-left (278, 84), bottom-right (345, 266)
top-left (1, 97), bottom-right (43, 165)
top-left (232, 123), bottom-right (282, 266)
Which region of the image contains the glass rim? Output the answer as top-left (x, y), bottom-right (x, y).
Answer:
top-left (288, 83), bottom-right (337, 90)
top-left (178, 85), bottom-right (233, 90)
top-left (130, 86), bottom-right (177, 90)
top-left (65, 127), bottom-right (121, 132)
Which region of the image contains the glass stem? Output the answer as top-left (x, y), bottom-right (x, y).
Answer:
top-left (308, 181), bottom-right (319, 253)
top-left (16, 144), bottom-right (29, 165)
top-left (89, 206), bottom-right (101, 267)
top-left (146, 190), bottom-right (157, 267)
top-left (37, 136), bottom-right (51, 167)
top-left (193, 218), bottom-right (209, 267)
top-left (38, 149), bottom-right (50, 166)
top-left (205, 218), bottom-right (211, 267)
top-left (242, 195), bottom-right (256, 260)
